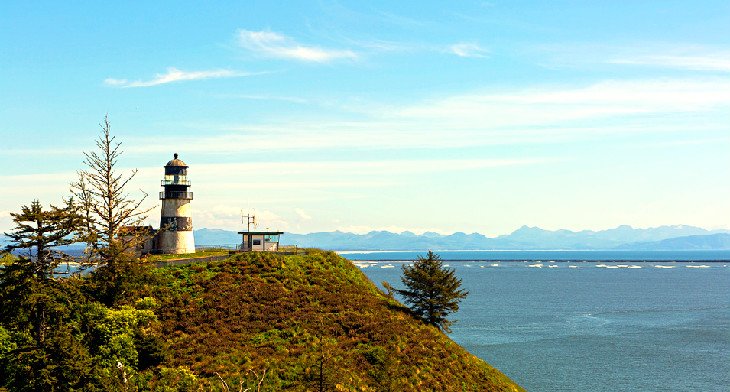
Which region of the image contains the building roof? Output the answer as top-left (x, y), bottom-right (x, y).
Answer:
top-left (165, 153), bottom-right (188, 167)
top-left (237, 231), bottom-right (285, 235)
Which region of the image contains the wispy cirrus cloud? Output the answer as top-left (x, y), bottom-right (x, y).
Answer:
top-left (237, 29), bottom-right (358, 62)
top-left (112, 77), bottom-right (730, 157)
top-left (104, 67), bottom-right (254, 88)
top-left (394, 78), bottom-right (730, 127)
top-left (537, 43), bottom-right (730, 72)
top-left (349, 38), bottom-right (489, 58)
top-left (609, 53), bottom-right (730, 72)
top-left (190, 158), bottom-right (550, 177)
top-left (211, 93), bottom-right (309, 104)
top-left (449, 42), bottom-right (488, 58)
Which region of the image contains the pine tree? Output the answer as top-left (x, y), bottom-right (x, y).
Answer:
top-left (3, 199), bottom-right (80, 279)
top-left (397, 251), bottom-right (468, 332)
top-left (1, 199), bottom-right (81, 347)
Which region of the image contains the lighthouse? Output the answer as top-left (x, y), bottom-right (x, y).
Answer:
top-left (158, 153), bottom-right (195, 254)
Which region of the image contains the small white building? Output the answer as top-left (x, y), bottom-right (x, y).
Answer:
top-left (238, 231), bottom-right (283, 252)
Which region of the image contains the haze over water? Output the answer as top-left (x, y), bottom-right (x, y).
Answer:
top-left (352, 252), bottom-right (730, 392)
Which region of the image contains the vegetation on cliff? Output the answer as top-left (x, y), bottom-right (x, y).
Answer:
top-left (0, 250), bottom-right (524, 391)
top-left (148, 250), bottom-right (522, 391)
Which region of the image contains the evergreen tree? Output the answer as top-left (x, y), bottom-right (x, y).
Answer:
top-left (3, 199), bottom-right (80, 279)
top-left (1, 199), bottom-right (79, 344)
top-left (0, 199), bottom-right (98, 390)
top-left (397, 251), bottom-right (468, 332)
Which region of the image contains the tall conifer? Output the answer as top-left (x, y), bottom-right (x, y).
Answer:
top-left (397, 251), bottom-right (468, 332)
top-left (3, 199), bottom-right (79, 279)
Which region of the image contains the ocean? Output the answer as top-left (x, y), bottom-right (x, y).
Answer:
top-left (344, 251), bottom-right (730, 392)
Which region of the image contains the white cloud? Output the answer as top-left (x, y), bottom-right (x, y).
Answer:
top-left (192, 205), bottom-right (289, 232)
top-left (188, 159), bottom-right (548, 180)
top-left (449, 42), bottom-right (488, 58)
top-left (212, 93), bottom-right (309, 104)
top-left (609, 54), bottom-right (730, 72)
top-left (103, 78), bottom-right (129, 87)
top-left (237, 29), bottom-right (358, 62)
top-left (294, 208), bottom-right (312, 220)
top-left (540, 44), bottom-right (730, 72)
top-left (106, 77), bottom-right (730, 158)
top-left (104, 67), bottom-right (253, 88)
top-left (394, 78), bottom-right (730, 126)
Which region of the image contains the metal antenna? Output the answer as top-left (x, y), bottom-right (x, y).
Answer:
top-left (241, 210), bottom-right (256, 232)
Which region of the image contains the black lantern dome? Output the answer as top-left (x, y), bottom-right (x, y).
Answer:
top-left (165, 153), bottom-right (188, 168)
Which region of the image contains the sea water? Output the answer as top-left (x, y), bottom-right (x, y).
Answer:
top-left (342, 249), bottom-right (730, 261)
top-left (348, 251), bottom-right (730, 392)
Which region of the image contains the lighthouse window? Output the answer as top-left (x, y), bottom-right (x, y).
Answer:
top-left (164, 174), bottom-right (188, 185)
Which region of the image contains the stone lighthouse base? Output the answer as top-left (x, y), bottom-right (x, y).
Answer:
top-left (157, 231), bottom-right (195, 254)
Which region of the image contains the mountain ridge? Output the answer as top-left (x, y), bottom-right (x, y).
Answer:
top-left (614, 233), bottom-right (730, 250)
top-left (194, 225), bottom-right (730, 251)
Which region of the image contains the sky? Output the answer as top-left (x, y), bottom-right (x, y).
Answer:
top-left (1, 1), bottom-right (729, 236)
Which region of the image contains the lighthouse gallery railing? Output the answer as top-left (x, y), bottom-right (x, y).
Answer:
top-left (161, 179), bottom-right (191, 186)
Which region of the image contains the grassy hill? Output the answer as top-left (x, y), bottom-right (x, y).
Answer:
top-left (149, 250), bottom-right (524, 391)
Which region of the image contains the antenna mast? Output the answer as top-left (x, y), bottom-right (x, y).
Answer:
top-left (241, 211), bottom-right (256, 232)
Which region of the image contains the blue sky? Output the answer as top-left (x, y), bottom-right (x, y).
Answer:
top-left (2, 1), bottom-right (729, 235)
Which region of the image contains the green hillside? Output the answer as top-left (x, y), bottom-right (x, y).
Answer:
top-left (149, 250), bottom-right (524, 391)
top-left (0, 249), bottom-right (523, 391)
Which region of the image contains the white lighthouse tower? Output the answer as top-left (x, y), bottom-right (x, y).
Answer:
top-left (158, 153), bottom-right (195, 254)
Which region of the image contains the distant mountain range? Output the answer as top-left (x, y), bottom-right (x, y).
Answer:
top-left (3, 225), bottom-right (728, 252)
top-left (194, 225), bottom-right (730, 251)
top-left (615, 233), bottom-right (730, 250)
